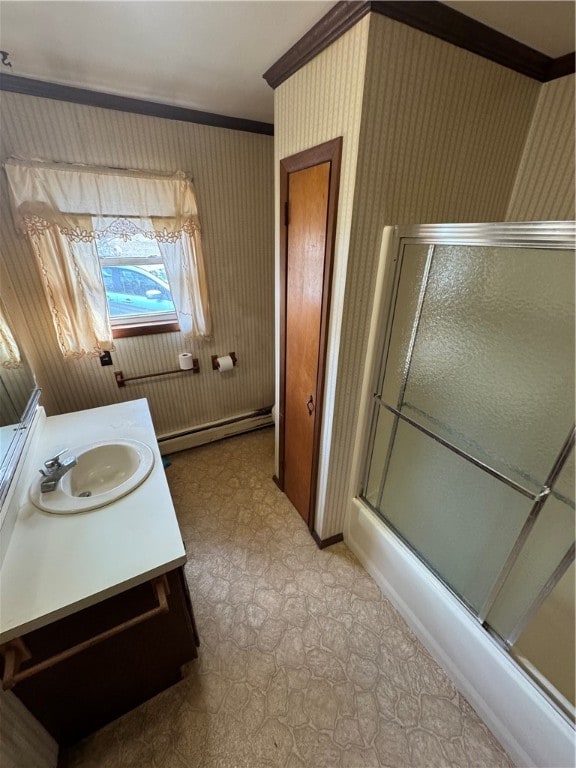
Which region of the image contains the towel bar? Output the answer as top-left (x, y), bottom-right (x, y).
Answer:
top-left (114, 361), bottom-right (199, 387)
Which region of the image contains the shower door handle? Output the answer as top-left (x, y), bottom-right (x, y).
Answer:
top-left (306, 395), bottom-right (315, 415)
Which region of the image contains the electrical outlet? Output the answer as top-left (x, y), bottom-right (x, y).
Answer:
top-left (100, 351), bottom-right (113, 366)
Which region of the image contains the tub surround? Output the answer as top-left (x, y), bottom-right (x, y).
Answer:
top-left (343, 227), bottom-right (576, 768)
top-left (346, 499), bottom-right (575, 768)
top-left (0, 398), bottom-right (186, 643)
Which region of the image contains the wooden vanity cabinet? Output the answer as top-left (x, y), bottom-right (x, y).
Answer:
top-left (0, 566), bottom-right (199, 745)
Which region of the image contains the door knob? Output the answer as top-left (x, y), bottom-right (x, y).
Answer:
top-left (306, 395), bottom-right (315, 415)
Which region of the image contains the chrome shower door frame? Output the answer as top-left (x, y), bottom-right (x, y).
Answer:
top-left (361, 220), bottom-right (576, 629)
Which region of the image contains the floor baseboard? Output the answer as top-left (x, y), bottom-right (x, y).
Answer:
top-left (311, 530), bottom-right (344, 549)
top-left (158, 410), bottom-right (273, 455)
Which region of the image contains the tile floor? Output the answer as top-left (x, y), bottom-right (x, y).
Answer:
top-left (61, 428), bottom-right (514, 768)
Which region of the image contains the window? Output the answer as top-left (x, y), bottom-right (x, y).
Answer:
top-left (5, 159), bottom-right (212, 357)
top-left (94, 217), bottom-right (179, 336)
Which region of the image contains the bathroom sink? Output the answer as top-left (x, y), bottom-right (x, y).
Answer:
top-left (29, 439), bottom-right (155, 514)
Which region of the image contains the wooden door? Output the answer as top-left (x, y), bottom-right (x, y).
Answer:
top-left (278, 138), bottom-right (342, 529)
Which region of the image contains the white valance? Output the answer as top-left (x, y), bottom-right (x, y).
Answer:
top-left (4, 159), bottom-right (212, 358)
top-left (5, 159), bottom-right (199, 240)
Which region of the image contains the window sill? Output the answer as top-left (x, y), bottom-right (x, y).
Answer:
top-left (112, 321), bottom-right (180, 339)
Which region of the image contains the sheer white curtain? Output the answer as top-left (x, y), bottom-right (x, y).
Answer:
top-left (5, 159), bottom-right (211, 358)
top-left (0, 300), bottom-right (21, 369)
top-left (152, 220), bottom-right (211, 340)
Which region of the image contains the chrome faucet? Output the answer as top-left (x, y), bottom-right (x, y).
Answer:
top-left (39, 450), bottom-right (77, 493)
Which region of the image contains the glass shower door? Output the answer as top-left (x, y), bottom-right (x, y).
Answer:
top-left (363, 237), bottom-right (575, 619)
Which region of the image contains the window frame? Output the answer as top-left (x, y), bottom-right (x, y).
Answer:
top-left (95, 219), bottom-right (181, 338)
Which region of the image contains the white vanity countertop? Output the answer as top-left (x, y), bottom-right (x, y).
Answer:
top-left (0, 398), bottom-right (186, 644)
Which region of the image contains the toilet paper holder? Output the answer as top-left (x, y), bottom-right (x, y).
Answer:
top-left (211, 353), bottom-right (237, 370)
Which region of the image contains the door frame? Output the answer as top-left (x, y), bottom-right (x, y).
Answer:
top-left (277, 136), bottom-right (343, 533)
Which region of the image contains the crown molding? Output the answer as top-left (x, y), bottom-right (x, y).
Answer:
top-left (545, 51), bottom-right (576, 82)
top-left (0, 74), bottom-right (274, 136)
top-left (263, 1), bottom-right (371, 88)
top-left (263, 0), bottom-right (575, 89)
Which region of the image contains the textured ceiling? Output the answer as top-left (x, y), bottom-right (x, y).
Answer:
top-left (0, 1), bottom-right (574, 123)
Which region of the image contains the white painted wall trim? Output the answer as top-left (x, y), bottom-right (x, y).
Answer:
top-left (346, 498), bottom-right (575, 768)
top-left (0, 407), bottom-right (45, 562)
top-left (0, 688), bottom-right (58, 768)
top-left (157, 410), bottom-right (273, 454)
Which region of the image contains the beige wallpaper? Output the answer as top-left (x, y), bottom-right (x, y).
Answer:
top-left (274, 16), bottom-right (370, 535)
top-left (0, 93), bottom-right (274, 437)
top-left (275, 12), bottom-right (548, 539)
top-left (506, 74), bottom-right (576, 222)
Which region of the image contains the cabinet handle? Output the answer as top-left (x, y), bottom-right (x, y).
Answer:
top-left (0, 575), bottom-right (170, 691)
top-left (306, 395), bottom-right (315, 415)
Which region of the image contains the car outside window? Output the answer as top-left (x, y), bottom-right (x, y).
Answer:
top-left (94, 217), bottom-right (179, 336)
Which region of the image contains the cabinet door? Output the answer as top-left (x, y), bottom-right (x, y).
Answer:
top-left (1, 567), bottom-right (198, 744)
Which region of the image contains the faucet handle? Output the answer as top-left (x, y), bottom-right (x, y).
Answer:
top-left (43, 450), bottom-right (68, 470)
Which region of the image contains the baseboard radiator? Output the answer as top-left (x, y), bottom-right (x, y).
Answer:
top-left (157, 407), bottom-right (274, 455)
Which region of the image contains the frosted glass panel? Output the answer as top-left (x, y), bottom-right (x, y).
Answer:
top-left (487, 448), bottom-right (575, 640)
top-left (380, 420), bottom-right (534, 613)
top-left (380, 243), bottom-right (429, 406)
top-left (383, 246), bottom-right (575, 494)
top-left (514, 562), bottom-right (575, 707)
top-left (362, 225), bottom-right (575, 711)
top-left (365, 407), bottom-right (395, 506)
